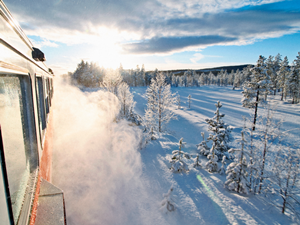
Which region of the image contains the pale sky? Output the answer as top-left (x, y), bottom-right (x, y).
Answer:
top-left (5, 0), bottom-right (300, 75)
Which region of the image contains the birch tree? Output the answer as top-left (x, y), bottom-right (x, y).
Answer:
top-left (117, 82), bottom-right (135, 118)
top-left (144, 72), bottom-right (176, 132)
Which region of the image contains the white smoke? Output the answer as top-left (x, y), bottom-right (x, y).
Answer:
top-left (51, 78), bottom-right (166, 225)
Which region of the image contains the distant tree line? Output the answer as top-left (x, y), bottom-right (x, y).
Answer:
top-left (69, 52), bottom-right (300, 104)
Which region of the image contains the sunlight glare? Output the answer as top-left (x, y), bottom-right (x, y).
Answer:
top-left (88, 27), bottom-right (135, 69)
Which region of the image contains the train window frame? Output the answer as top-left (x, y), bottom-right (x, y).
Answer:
top-left (0, 72), bottom-right (39, 225)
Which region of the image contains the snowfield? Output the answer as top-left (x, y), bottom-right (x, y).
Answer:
top-left (133, 86), bottom-right (300, 225)
top-left (53, 82), bottom-right (300, 225)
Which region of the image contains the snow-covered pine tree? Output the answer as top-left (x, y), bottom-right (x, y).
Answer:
top-left (219, 155), bottom-right (226, 175)
top-left (199, 73), bottom-right (207, 86)
top-left (144, 72), bottom-right (176, 132)
top-left (188, 94), bottom-right (192, 109)
top-left (117, 82), bottom-right (135, 118)
top-left (170, 138), bottom-right (190, 173)
top-left (225, 131), bottom-right (249, 194)
top-left (288, 64), bottom-right (300, 104)
top-left (197, 132), bottom-right (210, 156)
top-left (265, 147), bottom-right (300, 219)
top-left (233, 69), bottom-right (241, 89)
top-left (205, 101), bottom-right (232, 160)
top-left (208, 71), bottom-right (214, 85)
top-left (273, 53), bottom-right (282, 95)
top-left (193, 154), bottom-right (202, 168)
top-left (242, 55), bottom-right (270, 131)
top-left (160, 187), bottom-right (175, 213)
top-left (206, 143), bottom-right (219, 173)
top-left (266, 54), bottom-right (281, 96)
top-left (277, 56), bottom-right (289, 101)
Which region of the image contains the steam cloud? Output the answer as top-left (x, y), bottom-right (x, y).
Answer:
top-left (51, 78), bottom-right (167, 225)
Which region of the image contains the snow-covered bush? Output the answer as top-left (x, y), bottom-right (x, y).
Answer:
top-left (161, 187), bottom-right (175, 213)
top-left (170, 138), bottom-right (190, 173)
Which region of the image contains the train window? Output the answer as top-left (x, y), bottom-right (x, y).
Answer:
top-left (36, 77), bottom-right (46, 139)
top-left (44, 78), bottom-right (50, 115)
top-left (0, 74), bottom-right (37, 223)
top-left (0, 162), bottom-right (10, 225)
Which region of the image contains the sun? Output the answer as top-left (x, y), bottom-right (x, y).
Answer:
top-left (87, 27), bottom-right (126, 69)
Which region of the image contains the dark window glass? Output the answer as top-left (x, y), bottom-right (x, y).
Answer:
top-left (36, 77), bottom-right (46, 135)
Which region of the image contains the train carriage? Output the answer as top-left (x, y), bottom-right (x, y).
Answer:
top-left (0, 1), bottom-right (66, 224)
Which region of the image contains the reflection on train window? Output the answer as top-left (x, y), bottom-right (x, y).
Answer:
top-left (36, 77), bottom-right (46, 139)
top-left (0, 75), bottom-right (32, 223)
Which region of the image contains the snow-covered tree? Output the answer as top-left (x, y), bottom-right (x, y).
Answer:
top-left (242, 55), bottom-right (270, 131)
top-left (170, 138), bottom-right (190, 173)
top-left (199, 73), bottom-right (207, 86)
top-left (197, 132), bottom-right (210, 156)
top-left (255, 107), bottom-right (282, 193)
top-left (192, 154), bottom-right (202, 169)
top-left (225, 131), bottom-right (249, 194)
top-left (102, 68), bottom-right (123, 94)
top-left (288, 66), bottom-right (300, 104)
top-left (144, 72), bottom-right (176, 132)
top-left (219, 155), bottom-right (226, 175)
top-left (208, 71), bottom-right (214, 85)
top-left (206, 143), bottom-right (219, 173)
top-left (172, 75), bottom-right (179, 87)
top-left (160, 187), bottom-right (175, 213)
top-left (277, 56), bottom-right (289, 101)
top-left (117, 82), bottom-right (135, 118)
top-left (188, 94), bottom-right (192, 109)
top-left (290, 52), bottom-right (300, 104)
top-left (265, 147), bottom-right (300, 219)
top-left (233, 69), bottom-right (242, 89)
top-left (205, 101), bottom-right (232, 159)
top-left (266, 54), bottom-right (281, 96)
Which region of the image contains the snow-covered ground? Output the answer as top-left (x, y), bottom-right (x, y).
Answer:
top-left (132, 86), bottom-right (300, 225)
top-left (52, 82), bottom-right (299, 225)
